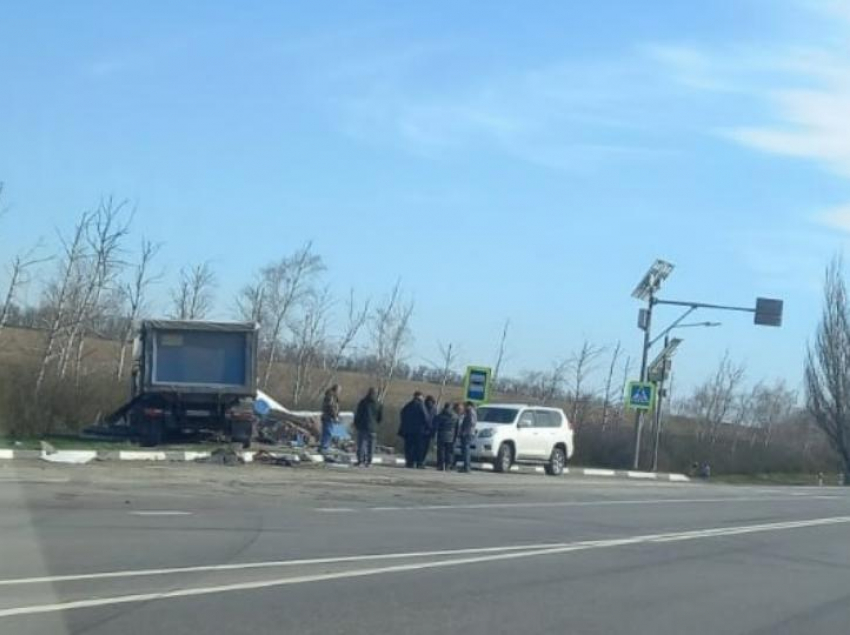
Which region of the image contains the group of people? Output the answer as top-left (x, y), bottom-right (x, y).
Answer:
top-left (319, 385), bottom-right (477, 472)
top-left (398, 392), bottom-right (477, 472)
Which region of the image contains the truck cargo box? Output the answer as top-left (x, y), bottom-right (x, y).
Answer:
top-left (138, 320), bottom-right (259, 396)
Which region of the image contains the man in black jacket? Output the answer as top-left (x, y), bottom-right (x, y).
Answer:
top-left (419, 395), bottom-right (438, 468)
top-left (398, 391), bottom-right (426, 468)
top-left (353, 387), bottom-right (382, 467)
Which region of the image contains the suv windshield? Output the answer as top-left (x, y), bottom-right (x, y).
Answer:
top-left (476, 407), bottom-right (519, 424)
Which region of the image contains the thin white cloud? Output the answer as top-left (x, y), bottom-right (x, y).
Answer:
top-left (333, 55), bottom-right (679, 170)
top-left (818, 204), bottom-right (850, 232)
top-left (724, 83), bottom-right (850, 178)
top-left (648, 6), bottom-right (850, 180)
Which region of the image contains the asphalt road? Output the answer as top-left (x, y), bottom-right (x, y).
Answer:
top-left (1, 460), bottom-right (849, 635)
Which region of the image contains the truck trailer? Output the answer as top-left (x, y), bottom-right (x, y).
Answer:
top-left (113, 320), bottom-right (260, 447)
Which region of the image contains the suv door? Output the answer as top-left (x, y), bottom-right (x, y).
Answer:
top-left (532, 409), bottom-right (558, 458)
top-left (514, 409), bottom-right (537, 459)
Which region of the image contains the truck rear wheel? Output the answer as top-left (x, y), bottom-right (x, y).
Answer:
top-left (230, 420), bottom-right (253, 449)
top-left (139, 417), bottom-right (163, 447)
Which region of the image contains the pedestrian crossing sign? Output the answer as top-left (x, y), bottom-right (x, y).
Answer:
top-left (626, 381), bottom-right (656, 411)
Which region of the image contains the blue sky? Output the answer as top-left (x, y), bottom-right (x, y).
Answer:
top-left (3, 0), bottom-right (850, 397)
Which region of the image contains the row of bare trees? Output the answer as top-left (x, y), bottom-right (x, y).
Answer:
top-left (2, 186), bottom-right (840, 476)
top-left (677, 353), bottom-right (799, 449)
top-left (0, 194), bottom-right (420, 413)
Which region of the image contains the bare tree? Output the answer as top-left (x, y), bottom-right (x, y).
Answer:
top-left (290, 288), bottom-right (331, 407)
top-left (370, 281), bottom-right (414, 402)
top-left (170, 262), bottom-right (217, 321)
top-left (685, 352), bottom-right (746, 443)
top-left (116, 239), bottom-right (161, 380)
top-left (51, 201), bottom-right (131, 380)
top-left (568, 339), bottom-right (603, 426)
top-left (434, 341), bottom-right (458, 405)
top-left (35, 211), bottom-right (93, 396)
top-left (313, 290), bottom-right (370, 399)
top-left (234, 272), bottom-right (267, 324)
top-left (534, 359), bottom-right (571, 405)
top-left (747, 380), bottom-right (797, 447)
top-left (615, 354), bottom-right (633, 424)
top-left (805, 256), bottom-right (850, 481)
top-left (492, 318), bottom-right (510, 386)
top-left (0, 246), bottom-right (47, 338)
top-left (600, 341), bottom-right (622, 431)
top-left (254, 243), bottom-right (325, 389)
top-left (729, 388), bottom-right (754, 454)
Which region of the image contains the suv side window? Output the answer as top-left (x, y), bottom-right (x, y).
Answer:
top-left (533, 410), bottom-right (562, 428)
top-left (518, 410), bottom-right (535, 428)
top-left (532, 410), bottom-right (551, 427)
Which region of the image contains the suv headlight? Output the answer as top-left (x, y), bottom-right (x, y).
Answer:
top-left (477, 428), bottom-right (494, 438)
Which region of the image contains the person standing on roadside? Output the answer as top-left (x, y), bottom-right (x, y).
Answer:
top-left (434, 402), bottom-right (459, 471)
top-left (458, 401), bottom-right (477, 473)
top-left (419, 395), bottom-right (438, 468)
top-left (451, 402), bottom-right (464, 470)
top-left (399, 391), bottom-right (427, 468)
top-left (320, 384), bottom-right (341, 453)
top-left (353, 387), bottom-right (382, 467)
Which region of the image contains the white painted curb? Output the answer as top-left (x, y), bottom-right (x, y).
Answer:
top-left (118, 451), bottom-right (167, 461)
top-left (0, 446), bottom-right (690, 482)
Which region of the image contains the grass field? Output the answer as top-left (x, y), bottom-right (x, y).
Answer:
top-left (0, 325), bottom-right (840, 477)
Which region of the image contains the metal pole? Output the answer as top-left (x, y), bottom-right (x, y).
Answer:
top-left (632, 293), bottom-right (653, 470)
top-left (652, 335), bottom-right (668, 472)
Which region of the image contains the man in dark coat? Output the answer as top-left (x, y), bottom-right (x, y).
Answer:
top-left (434, 403), bottom-right (458, 471)
top-left (418, 395), bottom-right (438, 468)
top-left (398, 391), bottom-right (427, 468)
top-left (353, 387), bottom-right (382, 467)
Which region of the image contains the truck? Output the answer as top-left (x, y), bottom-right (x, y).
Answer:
top-left (110, 320), bottom-right (260, 447)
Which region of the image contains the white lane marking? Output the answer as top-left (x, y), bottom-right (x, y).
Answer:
top-left (2, 515), bottom-right (849, 618)
top-left (320, 495), bottom-right (841, 513)
top-left (0, 449), bottom-right (15, 460)
top-left (127, 511), bottom-right (192, 517)
top-left (582, 468), bottom-right (616, 476)
top-left (0, 477), bottom-right (71, 484)
top-left (668, 474), bottom-right (690, 482)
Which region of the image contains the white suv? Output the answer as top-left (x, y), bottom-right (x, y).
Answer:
top-left (466, 404), bottom-right (575, 475)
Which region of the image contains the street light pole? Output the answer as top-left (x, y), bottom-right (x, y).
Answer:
top-left (633, 291), bottom-right (653, 470)
top-left (630, 259), bottom-right (674, 471)
top-left (651, 335), bottom-right (669, 472)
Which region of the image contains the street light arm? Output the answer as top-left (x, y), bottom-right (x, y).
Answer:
top-left (649, 306), bottom-right (697, 348)
top-left (653, 299), bottom-right (755, 313)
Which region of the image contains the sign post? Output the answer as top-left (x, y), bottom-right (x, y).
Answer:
top-left (463, 366), bottom-right (492, 404)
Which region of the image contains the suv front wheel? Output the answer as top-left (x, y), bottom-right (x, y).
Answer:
top-left (494, 443), bottom-right (513, 473)
top-left (545, 446), bottom-right (566, 476)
